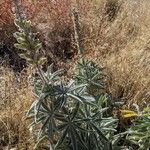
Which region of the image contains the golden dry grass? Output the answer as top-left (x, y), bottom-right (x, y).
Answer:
top-left (82, 0), bottom-right (150, 106)
top-left (0, 0), bottom-right (150, 149)
top-left (0, 65), bottom-right (34, 149)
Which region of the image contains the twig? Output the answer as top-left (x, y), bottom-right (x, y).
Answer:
top-left (72, 8), bottom-right (83, 56)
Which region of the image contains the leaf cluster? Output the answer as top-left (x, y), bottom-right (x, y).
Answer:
top-left (74, 59), bottom-right (105, 94)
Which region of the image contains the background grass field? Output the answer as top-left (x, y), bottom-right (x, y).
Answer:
top-left (0, 0), bottom-right (149, 149)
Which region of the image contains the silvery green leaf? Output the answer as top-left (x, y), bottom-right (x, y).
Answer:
top-left (67, 93), bottom-right (83, 103)
top-left (55, 127), bottom-right (69, 149)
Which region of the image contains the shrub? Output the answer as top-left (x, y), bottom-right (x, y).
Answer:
top-left (27, 64), bottom-right (119, 149)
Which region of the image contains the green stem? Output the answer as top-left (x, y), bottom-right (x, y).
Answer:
top-left (36, 64), bottom-right (47, 84)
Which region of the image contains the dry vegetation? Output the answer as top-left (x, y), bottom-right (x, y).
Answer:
top-left (0, 65), bottom-right (34, 149)
top-left (0, 0), bottom-right (150, 149)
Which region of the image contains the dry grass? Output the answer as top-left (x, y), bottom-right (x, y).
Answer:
top-left (82, 0), bottom-right (150, 106)
top-left (64, 0), bottom-right (150, 106)
top-left (0, 0), bottom-right (150, 149)
top-left (0, 65), bottom-right (34, 149)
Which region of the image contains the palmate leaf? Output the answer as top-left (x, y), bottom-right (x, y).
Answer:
top-left (74, 58), bottom-right (105, 91)
top-left (52, 80), bottom-right (94, 108)
top-left (33, 66), bottom-right (64, 97)
top-left (41, 64), bottom-right (64, 83)
top-left (35, 108), bottom-right (57, 142)
top-left (54, 117), bottom-right (82, 149)
top-left (53, 102), bottom-right (96, 150)
top-left (90, 123), bottom-right (110, 144)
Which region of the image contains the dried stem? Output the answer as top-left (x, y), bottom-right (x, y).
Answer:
top-left (72, 8), bottom-right (83, 56)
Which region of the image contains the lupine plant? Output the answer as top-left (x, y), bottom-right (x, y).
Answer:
top-left (27, 65), bottom-right (119, 150)
top-left (74, 59), bottom-right (105, 93)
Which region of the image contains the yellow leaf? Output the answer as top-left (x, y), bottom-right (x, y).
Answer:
top-left (120, 109), bottom-right (137, 114)
top-left (120, 109), bottom-right (138, 118)
top-left (123, 113), bottom-right (138, 118)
